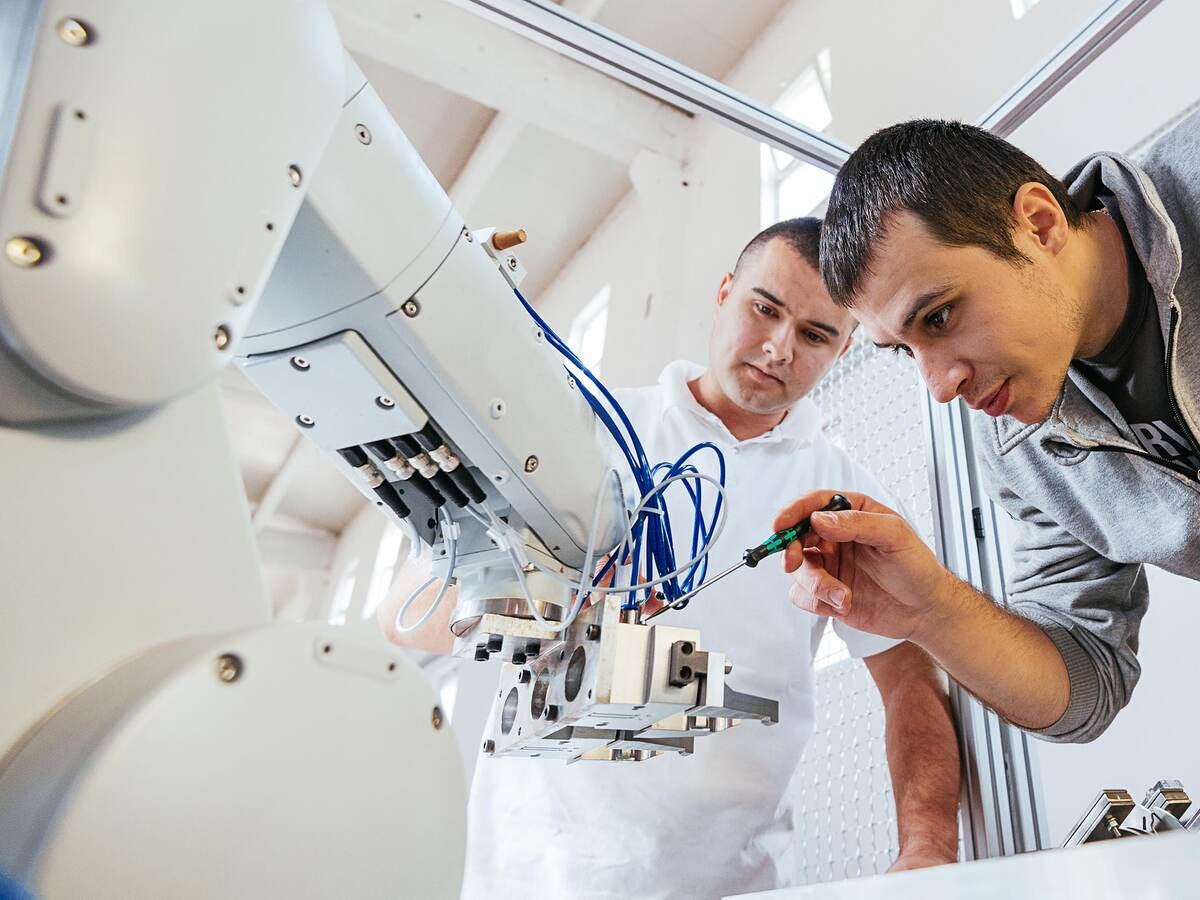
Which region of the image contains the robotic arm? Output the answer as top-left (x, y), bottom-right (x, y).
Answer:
top-left (235, 50), bottom-right (777, 762)
top-left (0, 0), bottom-right (775, 895)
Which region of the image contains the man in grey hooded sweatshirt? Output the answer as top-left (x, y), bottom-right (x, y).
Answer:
top-left (774, 111), bottom-right (1199, 743)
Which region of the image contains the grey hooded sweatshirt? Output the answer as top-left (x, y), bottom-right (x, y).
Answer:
top-left (972, 108), bottom-right (1200, 743)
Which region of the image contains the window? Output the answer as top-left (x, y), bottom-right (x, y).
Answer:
top-left (567, 283), bottom-right (611, 374)
top-left (813, 622), bottom-right (851, 671)
top-left (363, 525), bottom-right (406, 621)
top-left (761, 49), bottom-right (836, 225)
top-left (328, 558), bottom-right (358, 625)
top-left (1009, 0), bottom-right (1042, 20)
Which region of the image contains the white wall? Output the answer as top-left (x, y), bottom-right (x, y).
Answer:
top-left (1034, 567), bottom-right (1200, 844)
top-left (536, 130), bottom-right (763, 387)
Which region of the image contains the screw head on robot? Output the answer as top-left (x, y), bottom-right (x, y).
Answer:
top-left (5, 236), bottom-right (44, 267)
top-left (57, 17), bottom-right (91, 46)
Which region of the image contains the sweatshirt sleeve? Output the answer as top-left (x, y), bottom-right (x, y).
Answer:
top-left (979, 447), bottom-right (1148, 743)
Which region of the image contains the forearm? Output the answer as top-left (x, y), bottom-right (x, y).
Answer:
top-left (870, 645), bottom-right (960, 864)
top-left (917, 578), bottom-right (1070, 730)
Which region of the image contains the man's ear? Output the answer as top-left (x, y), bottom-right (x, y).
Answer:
top-left (716, 271), bottom-right (735, 307)
top-left (1013, 182), bottom-right (1069, 257)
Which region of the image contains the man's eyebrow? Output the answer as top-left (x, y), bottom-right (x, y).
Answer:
top-left (871, 284), bottom-right (955, 349)
top-left (752, 286), bottom-right (783, 306)
top-left (806, 319), bottom-right (841, 338)
top-left (758, 289), bottom-right (844, 338)
top-left (752, 287), bottom-right (842, 338)
top-left (899, 284), bottom-right (956, 333)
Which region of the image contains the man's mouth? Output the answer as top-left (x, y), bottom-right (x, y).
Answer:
top-left (744, 363), bottom-right (784, 385)
top-left (970, 380), bottom-right (1011, 417)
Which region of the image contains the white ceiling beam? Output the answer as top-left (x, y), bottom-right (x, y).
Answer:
top-left (448, 111), bottom-right (524, 213)
top-left (256, 526), bottom-right (338, 571)
top-left (329, 0), bottom-right (689, 165)
top-left (452, 0), bottom-right (849, 171)
top-left (447, 0), bottom-right (610, 214)
top-left (251, 434), bottom-right (308, 533)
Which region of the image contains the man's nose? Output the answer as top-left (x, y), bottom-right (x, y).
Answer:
top-left (917, 350), bottom-right (969, 404)
top-left (763, 324), bottom-right (795, 365)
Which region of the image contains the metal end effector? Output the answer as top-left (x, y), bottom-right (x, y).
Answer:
top-left (1061, 780), bottom-right (1199, 846)
top-left (476, 596), bottom-right (779, 763)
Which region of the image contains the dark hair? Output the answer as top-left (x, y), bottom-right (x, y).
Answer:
top-left (820, 119), bottom-right (1083, 306)
top-left (734, 216), bottom-right (821, 274)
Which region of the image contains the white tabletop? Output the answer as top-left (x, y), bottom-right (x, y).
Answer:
top-left (730, 832), bottom-right (1199, 900)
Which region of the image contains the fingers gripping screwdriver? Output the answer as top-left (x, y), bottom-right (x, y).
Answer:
top-left (642, 494), bottom-right (852, 621)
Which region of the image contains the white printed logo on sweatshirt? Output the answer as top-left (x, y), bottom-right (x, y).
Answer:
top-left (1129, 419), bottom-right (1200, 470)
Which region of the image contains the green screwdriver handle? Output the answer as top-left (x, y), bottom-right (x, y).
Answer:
top-left (743, 494), bottom-right (852, 568)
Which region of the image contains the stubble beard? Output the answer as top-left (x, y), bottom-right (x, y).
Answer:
top-left (1017, 271), bottom-right (1084, 424)
top-left (722, 362), bottom-right (792, 415)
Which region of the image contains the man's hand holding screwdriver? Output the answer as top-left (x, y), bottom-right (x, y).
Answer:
top-left (774, 490), bottom-right (961, 642)
top-left (775, 489), bottom-right (1072, 731)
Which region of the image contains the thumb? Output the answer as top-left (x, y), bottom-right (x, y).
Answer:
top-left (809, 509), bottom-right (911, 552)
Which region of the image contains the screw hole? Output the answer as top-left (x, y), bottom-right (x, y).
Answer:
top-left (322, 643), bottom-right (332, 654)
top-left (235, 285), bottom-right (245, 295)
top-left (55, 194), bottom-right (68, 205)
top-left (388, 662), bottom-right (396, 672)
top-left (265, 222), bottom-right (274, 231)
top-left (74, 109), bottom-right (86, 121)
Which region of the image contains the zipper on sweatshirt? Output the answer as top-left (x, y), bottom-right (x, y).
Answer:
top-left (1087, 442), bottom-right (1200, 483)
top-left (1164, 303), bottom-right (1200, 464)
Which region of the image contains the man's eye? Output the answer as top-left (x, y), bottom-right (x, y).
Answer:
top-left (804, 330), bottom-right (826, 344)
top-left (754, 302), bottom-right (775, 316)
top-left (890, 344), bottom-right (914, 358)
top-left (926, 305), bottom-right (952, 330)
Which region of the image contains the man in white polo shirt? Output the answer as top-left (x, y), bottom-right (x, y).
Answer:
top-left (381, 218), bottom-right (960, 898)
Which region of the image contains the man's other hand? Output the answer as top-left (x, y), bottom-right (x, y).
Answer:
top-left (773, 490), bottom-right (959, 642)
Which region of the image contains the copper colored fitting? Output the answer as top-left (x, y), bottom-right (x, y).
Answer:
top-left (491, 229), bottom-right (528, 251)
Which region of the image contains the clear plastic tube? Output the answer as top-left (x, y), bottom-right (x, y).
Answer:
top-left (392, 507), bottom-right (459, 633)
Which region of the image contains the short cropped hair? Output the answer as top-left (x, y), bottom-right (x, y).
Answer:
top-left (734, 216), bottom-right (821, 275)
top-left (820, 119), bottom-right (1084, 306)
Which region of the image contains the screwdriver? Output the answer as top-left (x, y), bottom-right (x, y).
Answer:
top-left (642, 494), bottom-right (852, 622)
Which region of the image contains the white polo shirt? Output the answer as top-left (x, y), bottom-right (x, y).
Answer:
top-left (462, 361), bottom-right (900, 900)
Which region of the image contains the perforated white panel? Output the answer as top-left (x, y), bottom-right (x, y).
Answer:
top-left (792, 339), bottom-right (935, 884)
